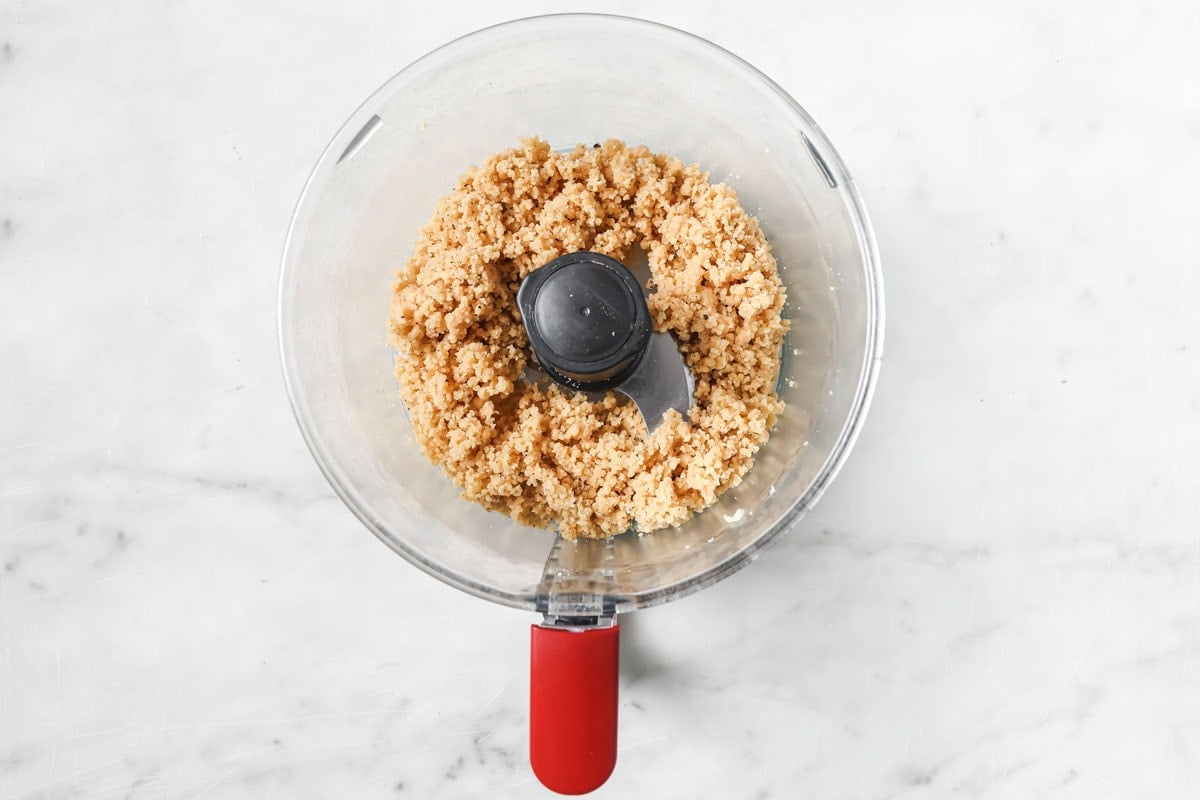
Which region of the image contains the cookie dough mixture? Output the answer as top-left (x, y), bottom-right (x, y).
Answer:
top-left (389, 138), bottom-right (787, 539)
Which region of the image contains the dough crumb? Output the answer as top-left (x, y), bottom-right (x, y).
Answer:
top-left (389, 138), bottom-right (787, 539)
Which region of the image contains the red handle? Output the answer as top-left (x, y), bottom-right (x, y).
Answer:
top-left (530, 623), bottom-right (620, 795)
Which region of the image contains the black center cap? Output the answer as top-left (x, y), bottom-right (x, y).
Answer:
top-left (517, 251), bottom-right (651, 391)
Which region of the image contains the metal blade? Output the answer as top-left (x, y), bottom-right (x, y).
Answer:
top-left (617, 331), bottom-right (694, 433)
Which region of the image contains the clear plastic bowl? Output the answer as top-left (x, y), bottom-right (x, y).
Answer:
top-left (279, 13), bottom-right (883, 615)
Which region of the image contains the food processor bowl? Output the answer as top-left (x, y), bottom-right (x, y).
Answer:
top-left (279, 13), bottom-right (882, 794)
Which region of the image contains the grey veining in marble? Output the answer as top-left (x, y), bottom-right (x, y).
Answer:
top-left (2, 1), bottom-right (1199, 798)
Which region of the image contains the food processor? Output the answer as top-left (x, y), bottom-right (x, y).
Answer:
top-left (279, 14), bottom-right (883, 795)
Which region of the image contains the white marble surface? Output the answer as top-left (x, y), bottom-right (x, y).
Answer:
top-left (3, 1), bottom-right (1199, 797)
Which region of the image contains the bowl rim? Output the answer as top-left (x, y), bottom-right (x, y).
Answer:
top-left (278, 12), bottom-right (885, 613)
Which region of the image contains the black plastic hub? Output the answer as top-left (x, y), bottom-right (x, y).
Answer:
top-left (517, 251), bottom-right (651, 392)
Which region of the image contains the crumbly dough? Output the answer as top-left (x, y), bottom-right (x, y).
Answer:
top-left (389, 138), bottom-right (787, 539)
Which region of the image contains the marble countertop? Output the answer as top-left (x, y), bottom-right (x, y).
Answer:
top-left (3, 1), bottom-right (1199, 797)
